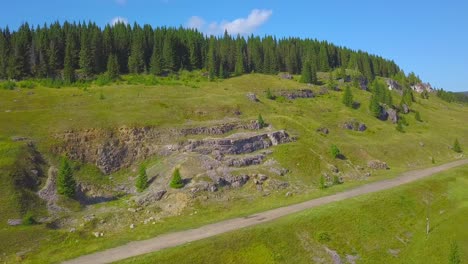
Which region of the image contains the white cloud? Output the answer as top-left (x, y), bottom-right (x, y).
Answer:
top-left (187, 16), bottom-right (205, 30)
top-left (110, 16), bottom-right (129, 26)
top-left (186, 9), bottom-right (273, 35)
top-left (115, 0), bottom-right (127, 5)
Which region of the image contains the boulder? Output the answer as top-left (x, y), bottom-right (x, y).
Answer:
top-left (135, 189), bottom-right (167, 206)
top-left (7, 219), bottom-right (23, 226)
top-left (386, 79), bottom-right (402, 93)
top-left (402, 104), bottom-right (410, 114)
top-left (246, 93), bottom-right (259, 102)
top-left (279, 73), bottom-right (293, 80)
top-left (387, 108), bottom-right (398, 124)
top-left (223, 174), bottom-right (250, 188)
top-left (367, 160), bottom-right (389, 170)
top-left (411, 83), bottom-right (434, 93)
top-left (379, 108), bottom-right (389, 121)
top-left (316, 127), bottom-right (329, 134)
top-left (342, 120), bottom-right (367, 132)
top-left (359, 77), bottom-right (369, 91)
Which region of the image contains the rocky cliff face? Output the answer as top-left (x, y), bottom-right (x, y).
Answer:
top-left (53, 121), bottom-right (264, 174)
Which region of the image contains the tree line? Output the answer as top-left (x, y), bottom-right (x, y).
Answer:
top-left (0, 21), bottom-right (401, 82)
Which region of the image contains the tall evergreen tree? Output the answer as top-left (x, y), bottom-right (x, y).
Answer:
top-left (300, 60), bottom-right (312, 83)
top-left (342, 85), bottom-right (353, 107)
top-left (369, 94), bottom-right (381, 118)
top-left (128, 32), bottom-right (145, 74)
top-left (207, 36), bottom-right (217, 79)
top-left (135, 165), bottom-right (148, 192)
top-left (63, 34), bottom-right (75, 83)
top-left (79, 31), bottom-right (93, 76)
top-left (106, 53), bottom-right (119, 79)
top-left (319, 45), bottom-right (330, 72)
top-left (0, 31), bottom-right (9, 79)
top-left (162, 34), bottom-right (176, 71)
top-left (149, 42), bottom-right (162, 75)
top-left (57, 158), bottom-right (76, 198)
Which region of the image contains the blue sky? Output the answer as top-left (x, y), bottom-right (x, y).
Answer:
top-left (1, 0), bottom-right (467, 91)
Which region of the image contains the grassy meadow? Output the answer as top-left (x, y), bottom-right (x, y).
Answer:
top-left (0, 72), bottom-right (467, 263)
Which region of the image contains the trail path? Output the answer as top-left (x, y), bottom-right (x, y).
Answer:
top-left (63, 159), bottom-right (468, 264)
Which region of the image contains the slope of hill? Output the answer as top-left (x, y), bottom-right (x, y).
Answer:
top-left (0, 71), bottom-right (467, 263)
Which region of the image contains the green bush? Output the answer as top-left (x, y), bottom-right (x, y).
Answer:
top-left (333, 175), bottom-right (342, 185)
top-left (170, 168), bottom-right (184, 189)
top-left (18, 80), bottom-right (36, 89)
top-left (319, 174), bottom-right (326, 189)
top-left (415, 111), bottom-right (422, 122)
top-left (22, 212), bottom-right (36, 225)
top-left (1, 81), bottom-right (16, 90)
top-left (453, 139), bottom-right (462, 153)
top-left (316, 231), bottom-right (331, 242)
top-left (258, 114), bottom-right (266, 128)
top-left (330, 145), bottom-right (340, 159)
top-left (95, 74), bottom-right (114, 86)
top-left (266, 88), bottom-right (276, 100)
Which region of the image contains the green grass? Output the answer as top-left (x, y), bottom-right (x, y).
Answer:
top-left (117, 165), bottom-right (468, 264)
top-left (0, 73), bottom-right (467, 263)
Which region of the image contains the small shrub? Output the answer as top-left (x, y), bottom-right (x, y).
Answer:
top-left (453, 139), bottom-right (462, 153)
top-left (170, 168), bottom-right (184, 189)
top-left (431, 157), bottom-right (435, 164)
top-left (1, 81), bottom-right (16, 90)
top-left (330, 145), bottom-right (340, 159)
top-left (258, 114), bottom-right (266, 128)
top-left (449, 241), bottom-right (461, 264)
top-left (316, 231), bottom-right (331, 242)
top-left (415, 111), bottom-right (422, 122)
top-left (23, 212), bottom-right (36, 225)
top-left (333, 175), bottom-right (342, 185)
top-left (18, 80), bottom-right (36, 89)
top-left (95, 74), bottom-right (113, 86)
top-left (266, 88), bottom-right (276, 100)
top-left (396, 122), bottom-right (405, 133)
top-left (99, 92), bottom-right (105, 100)
top-left (319, 174), bottom-right (326, 189)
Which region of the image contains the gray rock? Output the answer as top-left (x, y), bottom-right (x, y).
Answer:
top-left (324, 246), bottom-right (342, 264)
top-left (246, 93), bottom-right (259, 102)
top-left (130, 224), bottom-right (135, 229)
top-left (386, 79), bottom-right (402, 94)
top-left (329, 165), bottom-right (339, 173)
top-left (387, 108), bottom-right (398, 124)
top-left (11, 136), bottom-right (28, 141)
top-left (279, 89), bottom-right (314, 99)
top-left (342, 120), bottom-right (367, 132)
top-left (367, 160), bottom-right (389, 170)
top-left (224, 174), bottom-right (250, 188)
top-left (379, 108), bottom-right (389, 121)
top-left (279, 73), bottom-right (293, 80)
top-left (316, 127), bottom-right (329, 134)
top-left (225, 154), bottom-right (265, 167)
top-left (269, 167), bottom-right (289, 176)
top-left (411, 83), bottom-right (434, 93)
top-left (185, 130), bottom-right (293, 156)
top-left (136, 190), bottom-right (167, 206)
top-left (7, 219), bottom-right (23, 226)
top-left (402, 104), bottom-right (410, 114)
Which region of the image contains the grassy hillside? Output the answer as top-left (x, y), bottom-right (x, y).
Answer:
top-left (118, 165), bottom-right (468, 264)
top-left (0, 72), bottom-right (467, 263)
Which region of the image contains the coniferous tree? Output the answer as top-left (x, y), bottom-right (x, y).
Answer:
top-left (79, 31), bottom-right (93, 76)
top-left (170, 168), bottom-right (184, 189)
top-left (258, 114), bottom-right (266, 128)
top-left (234, 43), bottom-right (244, 76)
top-left (135, 165), bottom-right (148, 192)
top-left (319, 45), bottom-right (329, 72)
top-left (149, 42), bottom-right (162, 75)
top-left (106, 53), bottom-right (119, 79)
top-left (57, 158), bottom-right (76, 198)
top-left (162, 34), bottom-right (175, 72)
top-left (0, 32), bottom-right (8, 79)
top-left (128, 32), bottom-right (145, 74)
top-left (207, 36), bottom-right (217, 79)
top-left (453, 139), bottom-right (462, 153)
top-left (300, 60), bottom-right (312, 83)
top-left (63, 34), bottom-right (75, 83)
top-left (342, 85), bottom-right (353, 107)
top-left (369, 94), bottom-right (381, 118)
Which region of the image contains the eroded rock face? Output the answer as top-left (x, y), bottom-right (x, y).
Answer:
top-left (279, 89), bottom-right (314, 99)
top-left (224, 154), bottom-right (266, 167)
top-left (185, 130), bottom-right (293, 155)
top-left (54, 121), bottom-right (262, 174)
top-left (386, 79), bottom-right (402, 94)
top-left (402, 104), bottom-right (410, 114)
top-left (411, 83), bottom-right (434, 93)
top-left (367, 160), bottom-right (389, 170)
top-left (387, 108), bottom-right (399, 124)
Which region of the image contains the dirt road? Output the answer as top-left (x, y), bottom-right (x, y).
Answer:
top-left (63, 159), bottom-right (468, 264)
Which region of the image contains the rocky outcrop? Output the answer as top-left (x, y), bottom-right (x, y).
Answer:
top-left (279, 89), bottom-right (314, 99)
top-left (359, 77), bottom-right (369, 91)
top-left (387, 108), bottom-right (398, 124)
top-left (342, 120), bottom-right (367, 132)
top-left (411, 83), bottom-right (434, 93)
top-left (367, 160), bottom-right (389, 170)
top-left (135, 189), bottom-right (166, 206)
top-left (246, 93), bottom-right (259, 102)
top-left (185, 131), bottom-right (293, 155)
top-left (224, 154), bottom-right (266, 167)
top-left (54, 121), bottom-right (262, 174)
top-left (402, 104), bottom-right (410, 114)
top-left (386, 79), bottom-right (402, 94)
